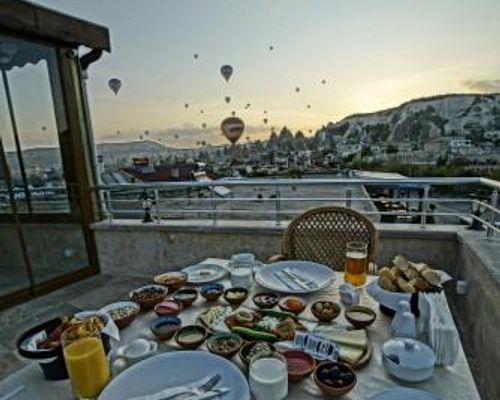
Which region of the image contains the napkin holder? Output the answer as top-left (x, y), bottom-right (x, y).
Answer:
top-left (292, 331), bottom-right (339, 361)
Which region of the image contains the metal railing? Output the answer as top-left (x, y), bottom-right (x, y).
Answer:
top-left (91, 177), bottom-right (500, 237)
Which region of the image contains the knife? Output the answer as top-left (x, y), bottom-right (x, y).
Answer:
top-left (185, 388), bottom-right (230, 400)
top-left (273, 271), bottom-right (298, 290)
top-left (282, 269), bottom-right (310, 291)
top-left (287, 268), bottom-right (318, 288)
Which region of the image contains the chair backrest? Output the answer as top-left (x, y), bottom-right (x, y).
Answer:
top-left (282, 206), bottom-right (378, 271)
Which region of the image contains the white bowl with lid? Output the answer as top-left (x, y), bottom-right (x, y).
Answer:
top-left (382, 338), bottom-right (436, 382)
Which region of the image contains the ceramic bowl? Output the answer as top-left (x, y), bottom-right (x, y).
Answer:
top-left (239, 341), bottom-right (276, 366)
top-left (278, 296), bottom-right (306, 314)
top-left (200, 283), bottom-right (224, 302)
top-left (174, 325), bottom-right (207, 350)
top-left (129, 285), bottom-right (168, 311)
top-left (281, 350), bottom-right (315, 381)
top-left (153, 271), bottom-right (188, 291)
top-left (172, 288), bottom-right (199, 308)
top-left (223, 287), bottom-right (249, 306)
top-left (311, 301), bottom-right (341, 323)
top-left (116, 338), bottom-right (158, 363)
top-left (314, 361), bottom-right (357, 397)
top-left (252, 292), bottom-right (279, 309)
top-left (206, 332), bottom-right (243, 359)
top-left (345, 305), bottom-right (377, 329)
top-left (154, 299), bottom-right (183, 317)
top-left (150, 316), bottom-right (182, 341)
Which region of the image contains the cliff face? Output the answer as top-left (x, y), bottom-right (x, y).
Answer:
top-left (320, 94), bottom-right (500, 144)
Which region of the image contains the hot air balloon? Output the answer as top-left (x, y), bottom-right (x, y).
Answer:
top-left (231, 111), bottom-right (236, 116)
top-left (201, 140), bottom-right (206, 146)
top-left (220, 65), bottom-right (233, 82)
top-left (321, 79), bottom-right (326, 85)
top-left (41, 126), bottom-right (47, 131)
top-left (295, 87), bottom-right (300, 93)
top-left (139, 135), bottom-right (143, 140)
top-left (263, 110), bottom-right (268, 114)
top-left (202, 123), bottom-right (207, 129)
top-left (116, 130), bottom-right (121, 136)
top-left (224, 96), bottom-right (231, 104)
top-left (184, 103), bottom-right (189, 109)
top-left (174, 134), bottom-right (179, 139)
top-left (144, 130), bottom-right (150, 136)
top-left (307, 104), bottom-right (311, 109)
top-left (245, 103), bottom-right (251, 109)
top-left (263, 118), bottom-right (268, 125)
top-left (200, 110), bottom-right (204, 114)
top-left (246, 136), bottom-right (250, 141)
top-left (221, 116), bottom-right (244, 145)
top-left (309, 129), bottom-right (312, 134)
top-left (269, 45), bottom-right (274, 51)
top-left (193, 53), bottom-right (199, 59)
top-left (108, 78), bottom-right (121, 95)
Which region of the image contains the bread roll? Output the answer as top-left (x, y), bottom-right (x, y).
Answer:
top-left (378, 267), bottom-right (396, 282)
top-left (393, 255), bottom-right (410, 271)
top-left (403, 267), bottom-right (419, 281)
top-left (391, 267), bottom-right (404, 279)
top-left (396, 277), bottom-right (415, 293)
top-left (378, 276), bottom-right (397, 292)
top-left (409, 277), bottom-right (431, 292)
top-left (410, 262), bottom-right (429, 274)
top-left (422, 269), bottom-right (441, 286)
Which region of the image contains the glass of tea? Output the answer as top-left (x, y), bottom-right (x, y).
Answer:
top-left (344, 241), bottom-right (368, 287)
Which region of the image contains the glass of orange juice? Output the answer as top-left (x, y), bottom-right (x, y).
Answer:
top-left (344, 241), bottom-right (368, 287)
top-left (62, 326), bottom-right (110, 399)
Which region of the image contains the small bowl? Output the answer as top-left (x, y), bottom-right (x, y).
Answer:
top-left (311, 301), bottom-right (341, 323)
top-left (345, 305), bottom-right (377, 329)
top-left (281, 350), bottom-right (315, 381)
top-left (129, 285), bottom-right (168, 311)
top-left (172, 288), bottom-right (199, 308)
top-left (239, 341), bottom-right (276, 366)
top-left (150, 316), bottom-right (182, 340)
top-left (116, 338), bottom-right (158, 363)
top-left (200, 283), bottom-right (224, 302)
top-left (154, 300), bottom-right (183, 317)
top-left (206, 332), bottom-right (243, 359)
top-left (252, 292), bottom-right (279, 309)
top-left (154, 271), bottom-right (188, 291)
top-left (174, 325), bottom-right (207, 350)
top-left (314, 361), bottom-right (357, 397)
top-left (223, 287), bottom-right (249, 306)
top-left (278, 296), bottom-right (306, 314)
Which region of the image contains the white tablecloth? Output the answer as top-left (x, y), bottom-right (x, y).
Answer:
top-left (0, 259), bottom-right (480, 400)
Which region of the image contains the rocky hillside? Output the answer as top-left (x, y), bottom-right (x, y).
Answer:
top-left (319, 93), bottom-right (500, 144)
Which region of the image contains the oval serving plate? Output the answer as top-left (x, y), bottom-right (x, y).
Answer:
top-left (255, 261), bottom-right (335, 294)
top-left (182, 263), bottom-right (228, 284)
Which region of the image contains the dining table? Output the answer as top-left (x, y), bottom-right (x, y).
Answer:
top-left (0, 258), bottom-right (481, 400)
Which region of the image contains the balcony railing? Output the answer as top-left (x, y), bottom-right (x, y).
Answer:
top-left (90, 176), bottom-right (500, 237)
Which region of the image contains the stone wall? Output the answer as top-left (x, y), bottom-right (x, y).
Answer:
top-left (92, 220), bottom-right (458, 276)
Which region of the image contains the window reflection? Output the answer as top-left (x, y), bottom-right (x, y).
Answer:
top-left (0, 35), bottom-right (69, 213)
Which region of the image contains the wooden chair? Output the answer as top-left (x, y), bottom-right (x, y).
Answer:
top-left (271, 206), bottom-right (378, 271)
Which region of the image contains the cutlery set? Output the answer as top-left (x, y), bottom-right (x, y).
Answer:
top-left (128, 373), bottom-right (228, 400)
top-left (274, 267), bottom-right (318, 291)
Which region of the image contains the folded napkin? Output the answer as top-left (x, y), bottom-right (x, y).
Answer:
top-left (423, 293), bottom-right (459, 366)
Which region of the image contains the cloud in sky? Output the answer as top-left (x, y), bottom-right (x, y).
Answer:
top-left (462, 79), bottom-right (500, 92)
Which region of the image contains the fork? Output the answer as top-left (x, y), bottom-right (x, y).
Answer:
top-left (158, 374), bottom-right (221, 400)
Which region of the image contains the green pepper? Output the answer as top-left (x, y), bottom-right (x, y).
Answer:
top-left (262, 309), bottom-right (296, 320)
top-left (231, 326), bottom-right (277, 342)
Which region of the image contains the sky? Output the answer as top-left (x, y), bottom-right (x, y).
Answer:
top-left (2, 0), bottom-right (500, 148)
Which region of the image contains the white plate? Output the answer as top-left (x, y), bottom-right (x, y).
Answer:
top-left (255, 261), bottom-right (334, 294)
top-left (99, 351), bottom-right (250, 400)
top-left (182, 263), bottom-right (228, 284)
top-left (368, 388), bottom-right (444, 400)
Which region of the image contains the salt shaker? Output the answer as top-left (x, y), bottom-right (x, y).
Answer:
top-left (391, 300), bottom-right (411, 336)
top-left (394, 311), bottom-right (416, 339)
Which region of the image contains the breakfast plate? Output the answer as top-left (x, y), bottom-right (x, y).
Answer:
top-left (98, 351), bottom-right (250, 400)
top-left (182, 263), bottom-right (228, 284)
top-left (255, 261), bottom-right (334, 294)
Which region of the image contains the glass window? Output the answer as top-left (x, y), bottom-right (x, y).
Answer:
top-left (0, 35), bottom-right (69, 213)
